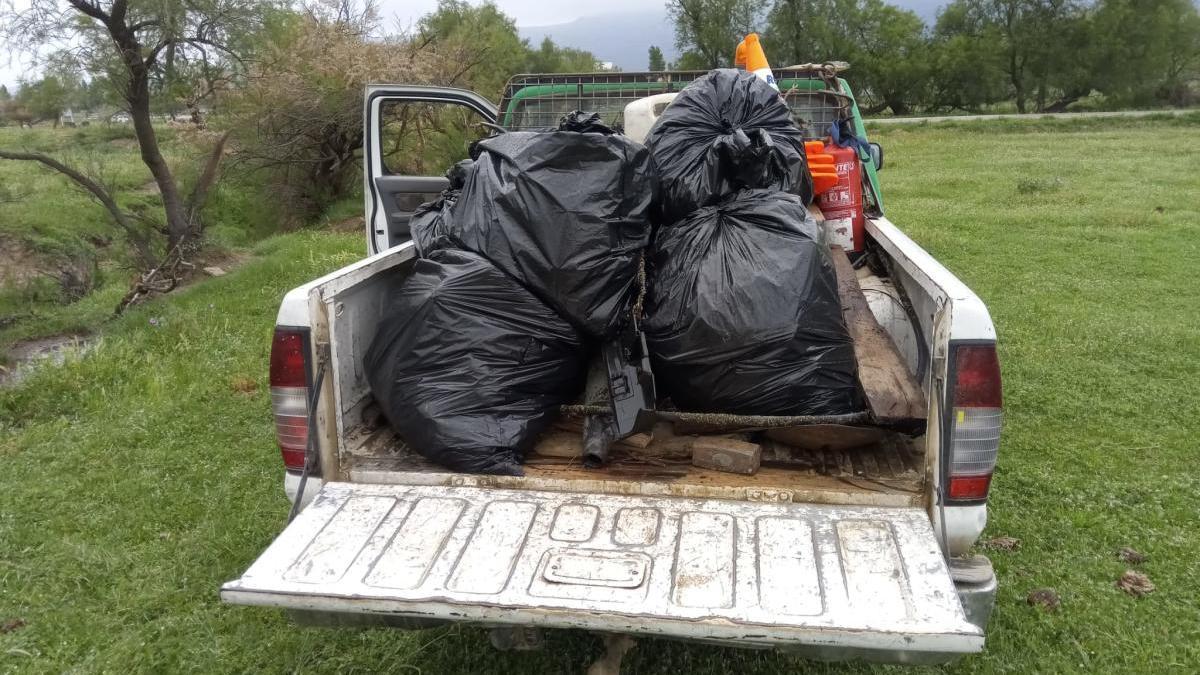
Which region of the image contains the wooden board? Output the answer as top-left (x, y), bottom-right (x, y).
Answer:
top-left (347, 437), bottom-right (924, 508)
top-left (830, 247), bottom-right (928, 428)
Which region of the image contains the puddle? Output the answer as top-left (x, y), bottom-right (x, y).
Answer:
top-left (0, 334), bottom-right (97, 387)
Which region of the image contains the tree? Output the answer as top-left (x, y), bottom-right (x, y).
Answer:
top-left (2, 0), bottom-right (266, 253)
top-left (766, 0), bottom-right (929, 114)
top-left (667, 0), bottom-right (768, 69)
top-left (1090, 0), bottom-right (1200, 106)
top-left (648, 45), bottom-right (666, 71)
top-left (936, 0), bottom-right (1089, 113)
top-left (417, 0), bottom-right (528, 98)
top-left (526, 36), bottom-right (599, 73)
top-left (16, 76), bottom-right (70, 125)
top-left (928, 3), bottom-right (1008, 111)
top-left (233, 2), bottom-right (471, 215)
top-left (0, 85), bottom-right (10, 101)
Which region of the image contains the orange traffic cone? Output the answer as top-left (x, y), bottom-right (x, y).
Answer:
top-left (733, 33), bottom-right (778, 91)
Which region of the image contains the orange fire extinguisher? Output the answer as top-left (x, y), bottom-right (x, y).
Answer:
top-left (816, 141), bottom-right (865, 252)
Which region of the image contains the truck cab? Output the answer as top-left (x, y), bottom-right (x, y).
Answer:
top-left (224, 69), bottom-right (1002, 665)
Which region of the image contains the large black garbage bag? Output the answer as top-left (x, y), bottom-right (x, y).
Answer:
top-left (409, 159), bottom-right (473, 257)
top-left (450, 113), bottom-right (656, 339)
top-left (644, 69), bottom-right (811, 223)
top-left (644, 190), bottom-right (861, 416)
top-left (364, 248), bottom-right (587, 475)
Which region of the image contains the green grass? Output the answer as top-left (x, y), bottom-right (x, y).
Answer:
top-left (2, 117), bottom-right (1200, 672)
top-left (0, 125), bottom-right (281, 356)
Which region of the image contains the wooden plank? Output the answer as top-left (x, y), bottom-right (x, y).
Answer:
top-left (690, 437), bottom-right (762, 475)
top-left (830, 246), bottom-right (928, 427)
top-left (807, 203), bottom-right (826, 225)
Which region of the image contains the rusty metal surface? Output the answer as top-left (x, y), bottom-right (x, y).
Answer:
top-left (224, 482), bottom-right (981, 656)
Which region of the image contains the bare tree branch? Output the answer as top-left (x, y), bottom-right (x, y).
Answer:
top-left (185, 129), bottom-right (232, 225)
top-left (0, 148), bottom-right (155, 265)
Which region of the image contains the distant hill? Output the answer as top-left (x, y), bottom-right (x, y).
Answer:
top-left (518, 1), bottom-right (946, 72)
top-left (519, 9), bottom-right (677, 72)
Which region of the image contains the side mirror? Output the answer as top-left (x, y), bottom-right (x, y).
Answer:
top-left (868, 142), bottom-right (884, 171)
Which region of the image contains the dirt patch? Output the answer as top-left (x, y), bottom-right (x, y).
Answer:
top-left (115, 246), bottom-right (254, 314)
top-left (229, 375), bottom-right (258, 394)
top-left (0, 236), bottom-right (48, 286)
top-left (981, 536), bottom-right (1021, 551)
top-left (1026, 588), bottom-right (1061, 611)
top-left (1118, 547), bottom-right (1147, 564)
top-left (1116, 570), bottom-right (1155, 597)
top-left (1, 618), bottom-right (26, 634)
top-left (0, 333), bottom-right (95, 387)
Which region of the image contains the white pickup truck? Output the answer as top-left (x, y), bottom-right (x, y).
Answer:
top-left (222, 70), bottom-right (1003, 665)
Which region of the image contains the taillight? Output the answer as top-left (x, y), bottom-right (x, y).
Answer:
top-left (270, 328), bottom-right (310, 471)
top-left (946, 344), bottom-right (1002, 502)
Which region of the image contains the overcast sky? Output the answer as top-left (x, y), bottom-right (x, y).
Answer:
top-left (0, 0), bottom-right (666, 90)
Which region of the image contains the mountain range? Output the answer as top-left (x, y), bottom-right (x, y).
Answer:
top-left (519, 1), bottom-right (946, 72)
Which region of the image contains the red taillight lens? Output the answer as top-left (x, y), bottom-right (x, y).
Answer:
top-left (953, 345), bottom-right (1003, 408)
top-left (270, 330), bottom-right (307, 388)
top-left (947, 344), bottom-right (1003, 502)
top-left (270, 329), bottom-right (310, 471)
top-left (948, 474), bottom-right (993, 500)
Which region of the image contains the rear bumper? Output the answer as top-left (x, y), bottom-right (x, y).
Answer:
top-left (951, 555), bottom-right (997, 631)
top-left (283, 470), bottom-right (323, 509)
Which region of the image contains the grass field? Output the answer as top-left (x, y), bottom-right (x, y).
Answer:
top-left (2, 116), bottom-right (1199, 673)
top-left (0, 124), bottom-right (277, 354)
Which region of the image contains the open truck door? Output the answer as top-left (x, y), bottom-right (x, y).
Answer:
top-left (363, 85), bottom-right (497, 255)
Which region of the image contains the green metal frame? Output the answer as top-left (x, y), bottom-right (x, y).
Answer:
top-left (835, 78), bottom-right (884, 213)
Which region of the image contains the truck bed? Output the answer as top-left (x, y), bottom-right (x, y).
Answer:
top-left (342, 422), bottom-right (926, 508)
top-left (310, 214), bottom-right (932, 511)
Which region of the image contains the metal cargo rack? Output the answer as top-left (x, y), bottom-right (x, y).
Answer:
top-left (497, 66), bottom-right (854, 139)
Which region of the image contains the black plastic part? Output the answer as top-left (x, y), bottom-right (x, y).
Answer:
top-left (644, 69), bottom-right (812, 224)
top-left (602, 320), bottom-right (657, 438)
top-left (449, 114), bottom-right (657, 339)
top-left (643, 189), bottom-right (862, 416)
top-left (582, 413), bottom-right (618, 468)
top-left (409, 159), bottom-right (474, 258)
top-left (364, 249), bottom-right (586, 476)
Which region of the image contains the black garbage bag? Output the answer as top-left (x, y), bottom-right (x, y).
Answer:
top-left (364, 248), bottom-right (587, 475)
top-left (451, 113), bottom-right (656, 339)
top-left (644, 69), bottom-right (811, 223)
top-left (410, 159), bottom-right (473, 257)
top-left (643, 189), bottom-right (861, 416)
top-left (557, 109), bottom-right (619, 134)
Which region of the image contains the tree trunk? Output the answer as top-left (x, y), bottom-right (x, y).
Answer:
top-left (1043, 95), bottom-right (1081, 114)
top-left (185, 130), bottom-right (231, 233)
top-left (1009, 48), bottom-right (1026, 113)
top-left (129, 89), bottom-right (189, 251)
top-left (861, 101), bottom-right (890, 116)
top-left (112, 27), bottom-right (191, 253)
top-left (886, 97), bottom-right (911, 116)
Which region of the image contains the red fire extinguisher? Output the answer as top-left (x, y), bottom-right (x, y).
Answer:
top-left (816, 142), bottom-right (865, 253)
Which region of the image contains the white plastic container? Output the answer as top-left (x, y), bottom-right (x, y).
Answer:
top-left (622, 93), bottom-right (677, 144)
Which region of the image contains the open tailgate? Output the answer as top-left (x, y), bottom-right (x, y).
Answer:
top-left (223, 482), bottom-right (982, 661)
